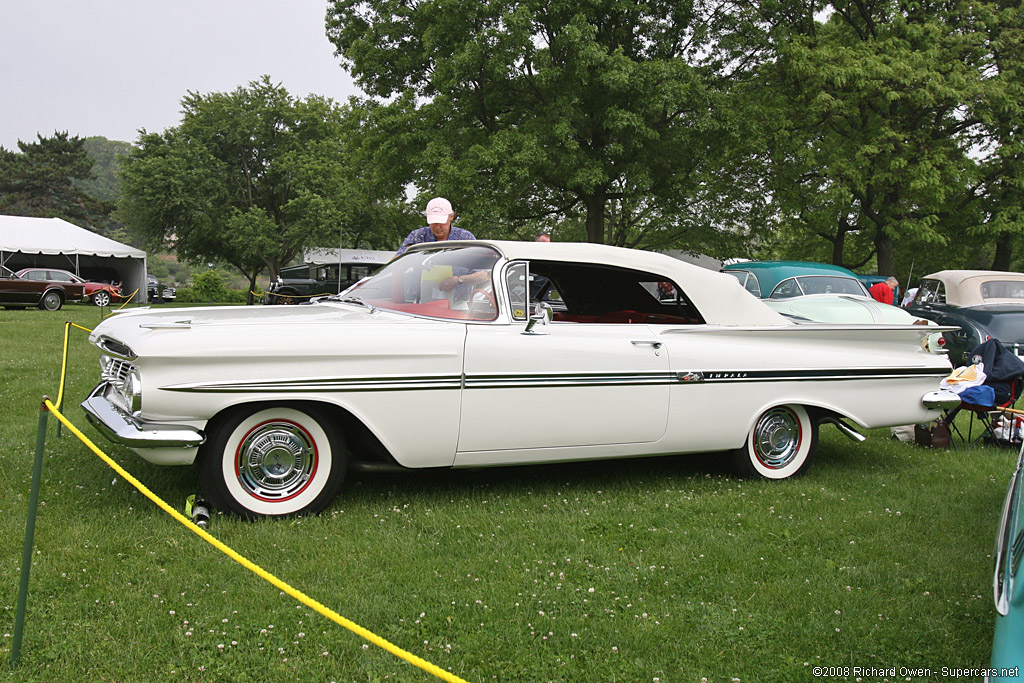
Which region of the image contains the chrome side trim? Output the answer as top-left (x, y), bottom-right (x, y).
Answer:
top-left (161, 367), bottom-right (948, 394)
top-left (81, 382), bottom-right (205, 448)
top-left (994, 443), bottom-right (1023, 616)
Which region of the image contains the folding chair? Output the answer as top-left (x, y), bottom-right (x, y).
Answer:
top-left (945, 340), bottom-right (1024, 448)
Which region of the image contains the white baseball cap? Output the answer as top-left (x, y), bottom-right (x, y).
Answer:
top-left (424, 197), bottom-right (453, 224)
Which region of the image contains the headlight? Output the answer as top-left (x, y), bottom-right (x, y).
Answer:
top-left (120, 369), bottom-right (143, 415)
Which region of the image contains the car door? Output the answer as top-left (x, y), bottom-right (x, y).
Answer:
top-left (0, 268), bottom-right (37, 304)
top-left (456, 259), bottom-right (672, 457)
top-left (458, 323), bottom-right (671, 454)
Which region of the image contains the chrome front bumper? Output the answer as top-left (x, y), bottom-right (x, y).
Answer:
top-left (81, 382), bottom-right (206, 449)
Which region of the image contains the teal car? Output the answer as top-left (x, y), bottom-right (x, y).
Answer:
top-left (991, 444), bottom-right (1024, 680)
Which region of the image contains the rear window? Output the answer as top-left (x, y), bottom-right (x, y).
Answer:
top-left (981, 281), bottom-right (1024, 300)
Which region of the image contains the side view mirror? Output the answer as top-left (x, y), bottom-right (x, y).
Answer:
top-left (523, 302), bottom-right (553, 334)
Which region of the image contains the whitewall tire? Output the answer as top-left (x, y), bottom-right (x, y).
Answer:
top-left (198, 405), bottom-right (346, 519)
top-left (732, 405), bottom-right (817, 480)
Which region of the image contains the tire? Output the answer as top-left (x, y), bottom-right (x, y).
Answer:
top-left (39, 291), bottom-right (63, 311)
top-left (731, 405), bottom-right (817, 480)
top-left (198, 405), bottom-right (346, 519)
top-left (91, 290), bottom-right (111, 307)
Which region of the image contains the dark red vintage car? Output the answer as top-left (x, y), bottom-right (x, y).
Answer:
top-left (15, 267), bottom-right (123, 307)
top-left (0, 265), bottom-right (88, 311)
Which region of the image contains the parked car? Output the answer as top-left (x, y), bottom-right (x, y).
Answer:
top-left (147, 274), bottom-right (176, 302)
top-left (907, 270), bottom-right (1024, 366)
top-left (722, 261), bottom-right (945, 352)
top-left (81, 241), bottom-right (957, 519)
top-left (15, 267), bottom-right (122, 307)
top-left (0, 264), bottom-right (88, 310)
top-left (265, 249), bottom-right (393, 304)
top-left (989, 443), bottom-right (1023, 680)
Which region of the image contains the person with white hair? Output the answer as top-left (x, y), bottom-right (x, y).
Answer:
top-left (396, 197), bottom-right (487, 292)
top-left (396, 197), bottom-right (476, 256)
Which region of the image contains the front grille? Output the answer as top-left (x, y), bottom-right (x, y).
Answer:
top-left (102, 358), bottom-right (135, 389)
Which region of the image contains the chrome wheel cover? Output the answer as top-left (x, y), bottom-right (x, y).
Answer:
top-left (235, 420), bottom-right (318, 501)
top-left (752, 407), bottom-right (802, 469)
top-left (93, 291), bottom-right (110, 306)
top-left (42, 292), bottom-right (61, 310)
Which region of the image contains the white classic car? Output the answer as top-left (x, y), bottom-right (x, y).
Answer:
top-left (82, 241), bottom-right (958, 519)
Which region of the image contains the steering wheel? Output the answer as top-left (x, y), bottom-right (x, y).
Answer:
top-left (469, 288), bottom-right (497, 319)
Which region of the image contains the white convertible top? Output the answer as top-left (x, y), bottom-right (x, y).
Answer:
top-left (924, 270), bottom-right (1024, 307)
top-left (407, 239), bottom-right (790, 327)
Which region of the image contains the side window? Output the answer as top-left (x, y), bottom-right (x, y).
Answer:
top-left (525, 260), bottom-right (705, 325)
top-left (27, 271), bottom-right (47, 281)
top-left (916, 280), bottom-right (943, 304)
top-left (770, 278), bottom-right (802, 299)
top-left (51, 271), bottom-right (73, 282)
top-left (505, 261), bottom-right (528, 321)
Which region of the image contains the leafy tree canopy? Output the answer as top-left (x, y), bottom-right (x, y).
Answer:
top-left (117, 76), bottom-right (403, 302)
top-left (327, 0), bottom-right (761, 252)
top-left (0, 131), bottom-right (110, 227)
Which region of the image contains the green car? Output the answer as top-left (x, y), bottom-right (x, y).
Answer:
top-left (991, 444), bottom-right (1024, 680)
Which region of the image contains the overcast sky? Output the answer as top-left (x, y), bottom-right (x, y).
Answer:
top-left (0, 0), bottom-right (364, 150)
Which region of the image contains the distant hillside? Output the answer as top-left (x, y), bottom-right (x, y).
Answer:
top-left (77, 136), bottom-right (134, 201)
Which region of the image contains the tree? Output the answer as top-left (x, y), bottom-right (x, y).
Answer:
top-left (118, 76), bottom-right (377, 303)
top-left (78, 136), bottom-right (135, 202)
top-left (0, 131), bottom-right (107, 225)
top-left (742, 0), bottom-right (1013, 277)
top-left (326, 0), bottom-right (758, 251)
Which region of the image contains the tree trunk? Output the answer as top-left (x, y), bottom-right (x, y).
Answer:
top-left (583, 191), bottom-right (606, 244)
top-left (992, 235), bottom-right (1013, 271)
top-left (247, 274), bottom-right (257, 305)
top-left (874, 228), bottom-right (895, 276)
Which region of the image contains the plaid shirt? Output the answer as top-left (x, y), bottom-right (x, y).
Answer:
top-left (396, 225), bottom-right (476, 255)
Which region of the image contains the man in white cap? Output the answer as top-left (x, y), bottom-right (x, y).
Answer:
top-left (396, 197), bottom-right (476, 256)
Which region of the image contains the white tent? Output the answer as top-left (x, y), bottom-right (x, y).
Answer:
top-left (0, 215), bottom-right (149, 303)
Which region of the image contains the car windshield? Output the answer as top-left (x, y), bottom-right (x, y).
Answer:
top-left (770, 275), bottom-right (868, 298)
top-left (345, 245), bottom-right (501, 321)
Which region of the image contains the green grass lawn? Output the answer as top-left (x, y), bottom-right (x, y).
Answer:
top-left (0, 304), bottom-right (1013, 681)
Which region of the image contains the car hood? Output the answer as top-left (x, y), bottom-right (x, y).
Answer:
top-left (88, 301), bottom-right (450, 358)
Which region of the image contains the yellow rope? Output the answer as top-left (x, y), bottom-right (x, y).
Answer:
top-left (43, 400), bottom-right (472, 683)
top-left (55, 322), bottom-right (92, 410)
top-left (116, 288), bottom-right (139, 309)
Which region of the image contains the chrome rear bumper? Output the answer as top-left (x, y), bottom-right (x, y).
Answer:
top-left (923, 389), bottom-right (961, 411)
top-left (81, 382), bottom-right (206, 449)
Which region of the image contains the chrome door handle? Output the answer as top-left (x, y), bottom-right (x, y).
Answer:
top-left (631, 340), bottom-right (662, 349)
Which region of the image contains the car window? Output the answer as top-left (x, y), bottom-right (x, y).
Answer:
top-left (916, 279), bottom-right (944, 304)
top-left (347, 245), bottom-right (500, 321)
top-left (49, 271), bottom-right (74, 282)
top-left (724, 270), bottom-right (761, 297)
top-left (980, 281), bottom-right (1024, 300)
top-left (24, 270), bottom-right (47, 281)
top-left (793, 275), bottom-right (867, 296)
top-left (770, 278), bottom-right (803, 298)
top-left (525, 260), bottom-right (704, 324)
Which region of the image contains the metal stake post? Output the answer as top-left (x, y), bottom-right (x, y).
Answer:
top-left (10, 399), bottom-right (49, 670)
